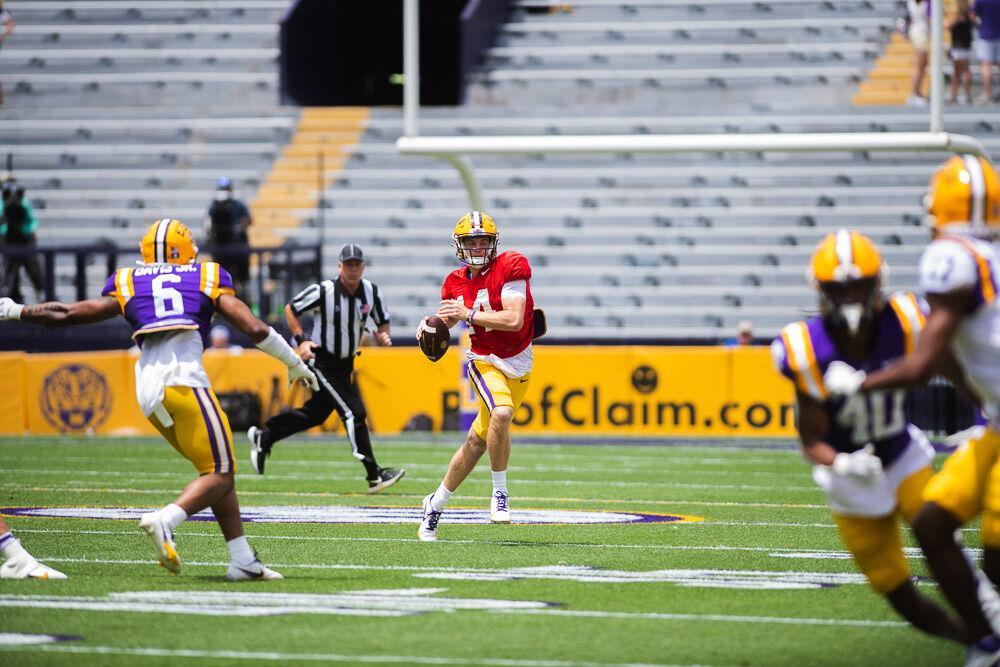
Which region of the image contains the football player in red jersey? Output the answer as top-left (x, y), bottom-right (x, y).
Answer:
top-left (417, 211), bottom-right (535, 541)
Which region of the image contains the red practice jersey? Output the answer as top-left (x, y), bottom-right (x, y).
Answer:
top-left (441, 251), bottom-right (535, 358)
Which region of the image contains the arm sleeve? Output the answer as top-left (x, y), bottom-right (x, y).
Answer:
top-left (918, 241), bottom-right (979, 295)
top-left (501, 280), bottom-right (528, 299)
top-left (371, 283), bottom-right (390, 326)
top-left (289, 282), bottom-right (323, 315)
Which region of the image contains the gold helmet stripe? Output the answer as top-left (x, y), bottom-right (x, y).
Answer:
top-left (154, 218), bottom-right (172, 263)
top-left (962, 154), bottom-right (987, 224)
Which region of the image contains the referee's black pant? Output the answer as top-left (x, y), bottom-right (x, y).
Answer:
top-left (263, 350), bottom-right (381, 479)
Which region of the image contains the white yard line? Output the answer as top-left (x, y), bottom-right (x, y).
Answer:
top-left (1, 486), bottom-right (827, 510)
top-left (21, 538), bottom-right (939, 557)
top-left (48, 453), bottom-right (801, 470)
top-left (0, 644), bottom-right (696, 667)
top-left (508, 608), bottom-right (907, 628)
top-left (1, 468), bottom-right (819, 492)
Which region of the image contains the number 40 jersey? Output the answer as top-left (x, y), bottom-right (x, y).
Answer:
top-left (770, 292), bottom-right (926, 467)
top-left (102, 262), bottom-right (235, 347)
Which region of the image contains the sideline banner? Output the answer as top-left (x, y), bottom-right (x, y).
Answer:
top-left (0, 346), bottom-right (796, 438)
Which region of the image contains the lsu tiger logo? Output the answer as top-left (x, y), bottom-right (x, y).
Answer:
top-left (40, 364), bottom-right (113, 433)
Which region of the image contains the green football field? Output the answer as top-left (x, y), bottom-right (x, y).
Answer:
top-left (0, 435), bottom-right (969, 666)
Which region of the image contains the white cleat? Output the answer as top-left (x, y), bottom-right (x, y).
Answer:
top-left (976, 568), bottom-right (1000, 634)
top-left (0, 552), bottom-right (67, 580)
top-left (418, 493), bottom-right (442, 542)
top-left (965, 643), bottom-right (1000, 667)
top-left (226, 559), bottom-right (283, 581)
top-left (139, 511), bottom-right (181, 574)
top-left (490, 490), bottom-right (511, 524)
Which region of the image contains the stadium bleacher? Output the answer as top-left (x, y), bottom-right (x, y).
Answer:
top-left (2, 0), bottom-right (998, 340)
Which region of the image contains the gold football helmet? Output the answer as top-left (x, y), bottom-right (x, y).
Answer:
top-left (452, 211), bottom-right (499, 267)
top-left (808, 229), bottom-right (885, 336)
top-left (926, 154), bottom-right (1000, 238)
top-left (140, 218), bottom-right (198, 265)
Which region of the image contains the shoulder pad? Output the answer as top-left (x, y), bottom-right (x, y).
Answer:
top-left (777, 320), bottom-right (828, 401)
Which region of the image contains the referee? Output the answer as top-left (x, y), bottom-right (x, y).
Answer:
top-left (247, 243), bottom-right (404, 493)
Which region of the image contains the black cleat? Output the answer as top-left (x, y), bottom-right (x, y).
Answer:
top-left (247, 426), bottom-right (271, 475)
top-left (367, 467), bottom-right (405, 494)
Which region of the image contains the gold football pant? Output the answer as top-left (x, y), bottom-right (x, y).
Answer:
top-left (149, 386), bottom-right (236, 475)
top-left (833, 466), bottom-right (933, 593)
top-left (467, 360), bottom-right (530, 441)
top-left (923, 425), bottom-right (1000, 548)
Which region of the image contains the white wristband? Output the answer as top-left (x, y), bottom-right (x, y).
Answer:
top-left (255, 327), bottom-right (300, 368)
top-left (10, 303), bottom-right (23, 320)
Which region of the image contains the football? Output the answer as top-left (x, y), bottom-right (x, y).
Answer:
top-left (418, 315), bottom-right (450, 362)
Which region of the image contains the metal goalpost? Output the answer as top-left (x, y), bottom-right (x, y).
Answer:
top-left (395, 0), bottom-right (988, 211)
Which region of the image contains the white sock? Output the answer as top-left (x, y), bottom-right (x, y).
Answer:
top-left (227, 535), bottom-right (255, 566)
top-left (431, 483), bottom-right (452, 511)
top-left (491, 470), bottom-right (508, 494)
top-left (160, 503), bottom-right (188, 531)
top-left (0, 532), bottom-right (27, 560)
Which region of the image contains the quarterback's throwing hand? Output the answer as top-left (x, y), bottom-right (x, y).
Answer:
top-left (288, 360), bottom-right (319, 391)
top-left (0, 298), bottom-right (23, 321)
top-left (436, 299), bottom-right (467, 322)
top-left (824, 360), bottom-right (866, 396)
top-left (832, 444), bottom-right (884, 484)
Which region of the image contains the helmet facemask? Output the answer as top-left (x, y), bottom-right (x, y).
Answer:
top-left (817, 276), bottom-right (883, 337)
top-left (454, 232), bottom-right (498, 268)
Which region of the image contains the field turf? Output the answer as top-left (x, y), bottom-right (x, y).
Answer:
top-left (0, 435), bottom-right (967, 666)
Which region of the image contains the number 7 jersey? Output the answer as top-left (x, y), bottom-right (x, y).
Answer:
top-left (770, 293), bottom-right (926, 466)
top-left (102, 262), bottom-right (235, 347)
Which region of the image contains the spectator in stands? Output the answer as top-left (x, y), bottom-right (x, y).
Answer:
top-left (0, 173), bottom-right (43, 304)
top-left (723, 320), bottom-right (754, 347)
top-left (208, 324), bottom-right (243, 352)
top-left (974, 0), bottom-right (1000, 102)
top-left (0, 2), bottom-right (13, 106)
top-left (906, 0), bottom-right (931, 107)
top-left (948, 0), bottom-right (974, 104)
top-left (204, 177), bottom-right (252, 301)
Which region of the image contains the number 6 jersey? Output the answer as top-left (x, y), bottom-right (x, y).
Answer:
top-left (102, 261), bottom-right (235, 418)
top-left (103, 262), bottom-right (234, 347)
top-left (770, 292), bottom-right (926, 466)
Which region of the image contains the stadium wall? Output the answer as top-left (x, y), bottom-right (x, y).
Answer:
top-left (0, 347), bottom-right (795, 438)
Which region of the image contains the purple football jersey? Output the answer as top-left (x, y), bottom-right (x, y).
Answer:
top-left (773, 294), bottom-right (926, 466)
top-left (102, 262), bottom-right (234, 347)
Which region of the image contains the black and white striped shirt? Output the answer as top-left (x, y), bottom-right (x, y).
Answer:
top-left (289, 278), bottom-right (390, 359)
